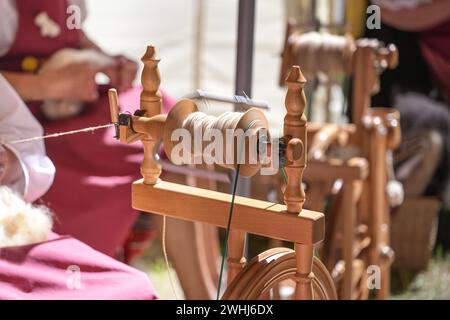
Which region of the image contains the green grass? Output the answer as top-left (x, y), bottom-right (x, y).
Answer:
top-left (391, 254), bottom-right (450, 300)
top-left (132, 237), bottom-right (185, 300)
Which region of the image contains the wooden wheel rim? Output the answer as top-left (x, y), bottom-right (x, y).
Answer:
top-left (222, 248), bottom-right (337, 300)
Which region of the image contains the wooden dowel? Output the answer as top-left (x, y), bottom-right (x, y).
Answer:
top-left (108, 88), bottom-right (119, 124)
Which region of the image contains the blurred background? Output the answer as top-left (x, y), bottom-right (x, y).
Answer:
top-left (84, 0), bottom-right (285, 107)
top-left (83, 0), bottom-right (450, 299)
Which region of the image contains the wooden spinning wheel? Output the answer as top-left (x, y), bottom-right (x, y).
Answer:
top-left (108, 45), bottom-right (337, 300)
top-left (279, 21), bottom-right (401, 299)
top-left (173, 23), bottom-right (402, 301)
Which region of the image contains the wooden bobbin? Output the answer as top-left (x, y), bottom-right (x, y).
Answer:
top-left (280, 21), bottom-right (398, 92)
top-left (280, 23), bottom-right (399, 136)
top-left (163, 99), bottom-right (269, 177)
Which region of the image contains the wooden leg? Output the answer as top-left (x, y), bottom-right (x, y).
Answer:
top-left (227, 230), bottom-right (246, 286)
top-left (339, 179), bottom-right (364, 299)
top-left (304, 181), bottom-right (329, 265)
top-left (340, 182), bottom-right (356, 299)
top-left (323, 189), bottom-right (342, 272)
top-left (367, 127), bottom-right (390, 299)
top-left (378, 224), bottom-right (394, 299)
top-left (378, 263), bottom-right (390, 299)
top-left (294, 243), bottom-right (314, 300)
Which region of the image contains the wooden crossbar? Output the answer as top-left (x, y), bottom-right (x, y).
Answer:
top-left (132, 180), bottom-right (325, 245)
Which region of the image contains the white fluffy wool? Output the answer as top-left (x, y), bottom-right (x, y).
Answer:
top-left (0, 187), bottom-right (53, 248)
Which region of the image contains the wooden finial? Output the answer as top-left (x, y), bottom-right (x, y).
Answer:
top-left (285, 66), bottom-right (307, 116)
top-left (140, 46), bottom-right (163, 184)
top-left (283, 66), bottom-right (307, 213)
top-left (140, 45), bottom-right (162, 116)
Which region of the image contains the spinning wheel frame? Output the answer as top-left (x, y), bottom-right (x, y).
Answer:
top-left (108, 45), bottom-right (336, 300)
top-left (279, 22), bottom-right (402, 299)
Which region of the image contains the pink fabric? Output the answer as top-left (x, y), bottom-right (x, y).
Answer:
top-left (0, 0), bottom-right (176, 256)
top-left (0, 233), bottom-right (158, 300)
top-left (417, 19), bottom-right (450, 103)
top-left (0, 0), bottom-right (82, 72)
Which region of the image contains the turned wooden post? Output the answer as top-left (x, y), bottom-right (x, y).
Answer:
top-left (340, 180), bottom-right (362, 299)
top-left (227, 229), bottom-right (247, 287)
top-left (294, 243), bottom-right (314, 300)
top-left (283, 66), bottom-right (307, 213)
top-left (354, 42), bottom-right (397, 298)
top-left (352, 40), bottom-right (398, 144)
top-left (140, 46), bottom-right (163, 116)
top-left (284, 66), bottom-right (314, 300)
top-left (365, 114), bottom-right (395, 300)
top-left (352, 42), bottom-right (377, 139)
top-left (140, 46), bottom-right (163, 184)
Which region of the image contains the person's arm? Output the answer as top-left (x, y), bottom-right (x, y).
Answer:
top-left (0, 71), bottom-right (49, 102)
top-left (0, 75), bottom-right (55, 201)
top-left (1, 61), bottom-right (99, 102)
top-left (376, 0), bottom-right (450, 32)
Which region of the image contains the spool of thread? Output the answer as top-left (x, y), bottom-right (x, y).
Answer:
top-left (289, 31), bottom-right (355, 79)
top-left (182, 111), bottom-right (259, 171)
top-left (163, 99), bottom-right (269, 176)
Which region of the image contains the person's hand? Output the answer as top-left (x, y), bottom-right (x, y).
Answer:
top-left (40, 62), bottom-right (100, 102)
top-left (103, 55), bottom-right (138, 92)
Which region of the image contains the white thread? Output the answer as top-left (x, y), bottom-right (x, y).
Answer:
top-left (162, 216), bottom-right (179, 300)
top-left (290, 32), bottom-right (355, 78)
top-left (8, 124), bottom-right (114, 145)
top-left (182, 111), bottom-right (243, 168)
top-left (183, 112), bottom-right (241, 135)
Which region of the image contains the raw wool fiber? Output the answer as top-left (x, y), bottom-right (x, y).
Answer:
top-left (0, 187), bottom-right (52, 247)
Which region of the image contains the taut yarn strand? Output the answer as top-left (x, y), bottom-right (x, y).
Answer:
top-left (8, 124), bottom-right (114, 145)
